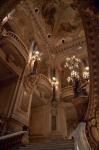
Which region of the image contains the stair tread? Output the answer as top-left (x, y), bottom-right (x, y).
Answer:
top-left (14, 140), bottom-right (75, 150)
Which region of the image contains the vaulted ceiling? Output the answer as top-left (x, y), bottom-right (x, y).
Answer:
top-left (2, 0), bottom-right (88, 86)
top-left (0, 0), bottom-right (89, 128)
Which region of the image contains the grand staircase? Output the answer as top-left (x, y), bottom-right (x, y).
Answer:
top-left (14, 139), bottom-right (75, 150)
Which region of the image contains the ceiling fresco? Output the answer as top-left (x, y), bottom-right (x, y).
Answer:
top-left (31, 0), bottom-right (84, 42)
top-left (3, 0), bottom-right (87, 86)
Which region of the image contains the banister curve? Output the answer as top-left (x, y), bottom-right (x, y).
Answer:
top-left (6, 31), bottom-right (28, 55)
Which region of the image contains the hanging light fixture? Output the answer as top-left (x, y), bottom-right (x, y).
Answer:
top-left (65, 55), bottom-right (89, 97)
top-left (65, 55), bottom-right (81, 71)
top-left (67, 77), bottom-right (73, 83)
top-left (83, 66), bottom-right (89, 80)
top-left (32, 50), bottom-right (42, 62)
top-left (31, 41), bottom-right (42, 62)
top-left (65, 55), bottom-right (81, 83)
top-left (31, 50), bottom-right (43, 75)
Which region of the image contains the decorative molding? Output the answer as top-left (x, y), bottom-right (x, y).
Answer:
top-left (6, 31), bottom-right (28, 55)
top-left (22, 0), bottom-right (87, 59)
top-left (22, 0), bottom-right (52, 59)
top-left (24, 74), bottom-right (52, 98)
top-left (2, 31), bottom-right (28, 61)
top-left (75, 0), bottom-right (99, 147)
top-left (52, 36), bottom-right (86, 55)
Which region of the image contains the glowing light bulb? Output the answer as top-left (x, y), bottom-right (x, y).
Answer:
top-left (52, 77), bottom-right (56, 81)
top-left (85, 66), bottom-right (89, 71)
top-left (35, 51), bottom-right (39, 55)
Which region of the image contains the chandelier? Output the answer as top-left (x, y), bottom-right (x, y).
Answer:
top-left (65, 55), bottom-right (81, 83)
top-left (32, 50), bottom-right (42, 61)
top-left (83, 66), bottom-right (89, 80)
top-left (65, 55), bottom-right (89, 97)
top-left (29, 44), bottom-right (43, 75)
top-left (65, 55), bottom-right (81, 71)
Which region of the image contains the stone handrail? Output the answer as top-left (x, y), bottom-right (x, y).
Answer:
top-left (5, 31), bottom-right (28, 55)
top-left (0, 131), bottom-right (27, 149)
top-left (53, 36), bottom-right (86, 54)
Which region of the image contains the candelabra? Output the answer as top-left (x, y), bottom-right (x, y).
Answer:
top-left (30, 50), bottom-right (42, 75)
top-left (51, 76), bottom-right (59, 103)
top-left (32, 50), bottom-right (42, 62)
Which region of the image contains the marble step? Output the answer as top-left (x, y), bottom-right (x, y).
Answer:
top-left (14, 140), bottom-right (74, 150)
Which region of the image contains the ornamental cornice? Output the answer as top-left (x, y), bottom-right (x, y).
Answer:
top-left (22, 0), bottom-right (87, 59)
top-left (22, 0), bottom-right (52, 59)
top-left (53, 36), bottom-right (86, 55)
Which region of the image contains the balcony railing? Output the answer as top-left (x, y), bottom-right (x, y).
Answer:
top-left (2, 31), bottom-right (28, 61)
top-left (0, 131), bottom-right (27, 150)
top-left (61, 85), bottom-right (88, 101)
top-left (61, 86), bottom-right (73, 99)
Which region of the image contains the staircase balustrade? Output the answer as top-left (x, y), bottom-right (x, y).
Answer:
top-left (0, 131), bottom-right (27, 150)
top-left (13, 139), bottom-right (75, 150)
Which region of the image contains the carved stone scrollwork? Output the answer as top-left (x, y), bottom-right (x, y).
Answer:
top-left (74, 0), bottom-right (99, 148)
top-left (53, 36), bottom-right (86, 55)
top-left (0, 30), bottom-right (27, 74)
top-left (23, 74), bottom-right (39, 94)
top-left (23, 73), bottom-right (52, 96)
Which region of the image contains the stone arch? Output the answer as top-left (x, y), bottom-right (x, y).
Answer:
top-left (0, 0), bottom-right (99, 148)
top-left (24, 0), bottom-right (99, 147)
top-left (73, 0), bottom-right (99, 148)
